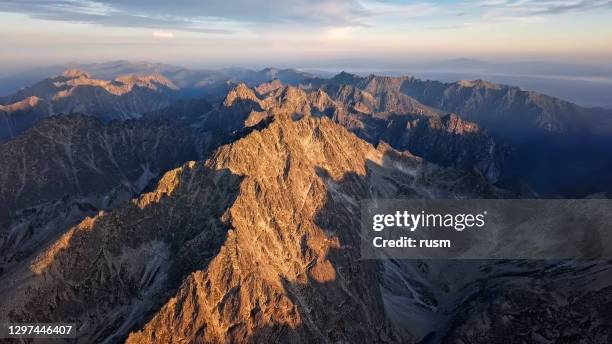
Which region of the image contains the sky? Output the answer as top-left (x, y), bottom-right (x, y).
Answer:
top-left (0, 0), bottom-right (611, 69)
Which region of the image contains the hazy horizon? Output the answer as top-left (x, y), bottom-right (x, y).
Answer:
top-left (2, 57), bottom-right (612, 109)
top-left (1, 0), bottom-right (612, 69)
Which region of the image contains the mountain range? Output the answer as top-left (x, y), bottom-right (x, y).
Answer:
top-left (0, 62), bottom-right (611, 343)
top-left (301, 72), bottom-right (612, 195)
top-left (0, 70), bottom-right (178, 141)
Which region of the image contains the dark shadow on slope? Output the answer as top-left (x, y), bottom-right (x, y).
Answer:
top-left (397, 77), bottom-right (612, 197)
top-left (0, 113), bottom-right (200, 275)
top-left (247, 149), bottom-right (612, 343)
top-left (243, 142), bottom-right (509, 342)
top-left (2, 165), bottom-right (243, 344)
top-left (321, 107), bottom-right (507, 186)
top-left (500, 131), bottom-right (612, 197)
top-left (195, 98), bottom-right (268, 156)
top-left (379, 114), bottom-right (506, 181)
top-left (245, 155), bottom-right (428, 343)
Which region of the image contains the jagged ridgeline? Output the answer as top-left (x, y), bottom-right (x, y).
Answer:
top-left (0, 67), bottom-right (611, 343)
top-left (0, 112), bottom-right (498, 343)
top-left (4, 67), bottom-right (611, 195)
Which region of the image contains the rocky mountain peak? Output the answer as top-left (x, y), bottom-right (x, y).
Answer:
top-left (435, 113), bottom-right (482, 134)
top-left (0, 96), bottom-right (43, 112)
top-left (362, 75), bottom-right (407, 94)
top-left (0, 113), bottom-right (198, 266)
top-left (277, 85), bottom-right (308, 102)
top-left (61, 69), bottom-right (91, 79)
top-left (2, 64), bottom-right (612, 343)
top-left (259, 86), bottom-right (340, 120)
top-left (128, 114), bottom-right (483, 343)
top-left (255, 78), bottom-right (283, 95)
top-left (330, 71), bottom-right (363, 85)
top-left (114, 73), bottom-right (178, 91)
top-left (223, 83), bottom-right (260, 107)
top-left (309, 88), bottom-right (336, 109)
top-left (457, 79), bottom-right (502, 90)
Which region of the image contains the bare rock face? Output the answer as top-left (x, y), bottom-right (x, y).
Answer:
top-left (0, 69), bottom-right (611, 344)
top-left (400, 77), bottom-right (580, 134)
top-left (299, 72), bottom-right (612, 195)
top-left (378, 113), bottom-right (506, 182)
top-left (307, 80), bottom-right (439, 117)
top-left (308, 72), bottom-right (611, 136)
top-left (125, 115), bottom-right (502, 344)
top-left (1, 85), bottom-right (610, 344)
top-left (0, 114), bottom-right (198, 269)
top-left (255, 78), bottom-right (283, 96)
top-left (1, 159), bottom-right (241, 343)
top-left (128, 115), bottom-right (397, 343)
top-left (0, 111), bottom-right (500, 343)
top-left (62, 69), bottom-right (92, 79)
top-left (231, 83), bottom-right (505, 183)
top-left (0, 71), bottom-right (179, 142)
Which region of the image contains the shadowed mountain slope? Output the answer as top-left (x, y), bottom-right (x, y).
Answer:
top-left (0, 113), bottom-right (502, 343)
top-left (303, 72), bottom-right (612, 196)
top-left (0, 114), bottom-right (198, 270)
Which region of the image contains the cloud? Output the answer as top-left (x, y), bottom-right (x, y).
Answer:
top-left (152, 31), bottom-right (175, 39)
top-left (0, 0), bottom-right (379, 32)
top-left (474, 0), bottom-right (612, 20)
top-left (1, 0), bottom-right (609, 34)
top-left (361, 1), bottom-right (437, 17)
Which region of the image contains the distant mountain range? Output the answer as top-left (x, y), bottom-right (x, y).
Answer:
top-left (294, 58), bottom-right (612, 108)
top-left (3, 63), bottom-right (612, 195)
top-left (0, 61), bottom-right (315, 101)
top-left (0, 70), bottom-right (178, 141)
top-left (301, 72), bottom-right (612, 196)
top-left (1, 62), bottom-right (611, 343)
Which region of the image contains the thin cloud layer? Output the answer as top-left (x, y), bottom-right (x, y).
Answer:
top-left (0, 0), bottom-right (610, 33)
top-left (476, 0), bottom-right (612, 20)
top-left (0, 0), bottom-right (373, 32)
top-left (0, 0), bottom-right (459, 33)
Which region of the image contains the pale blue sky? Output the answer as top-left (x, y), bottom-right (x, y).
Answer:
top-left (0, 0), bottom-right (611, 67)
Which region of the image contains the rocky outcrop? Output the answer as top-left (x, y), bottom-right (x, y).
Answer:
top-left (303, 74), bottom-right (439, 117)
top-left (233, 83), bottom-right (505, 182)
top-left (378, 113), bottom-right (505, 182)
top-left (255, 78), bottom-right (283, 96)
top-left (0, 114), bottom-right (198, 269)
